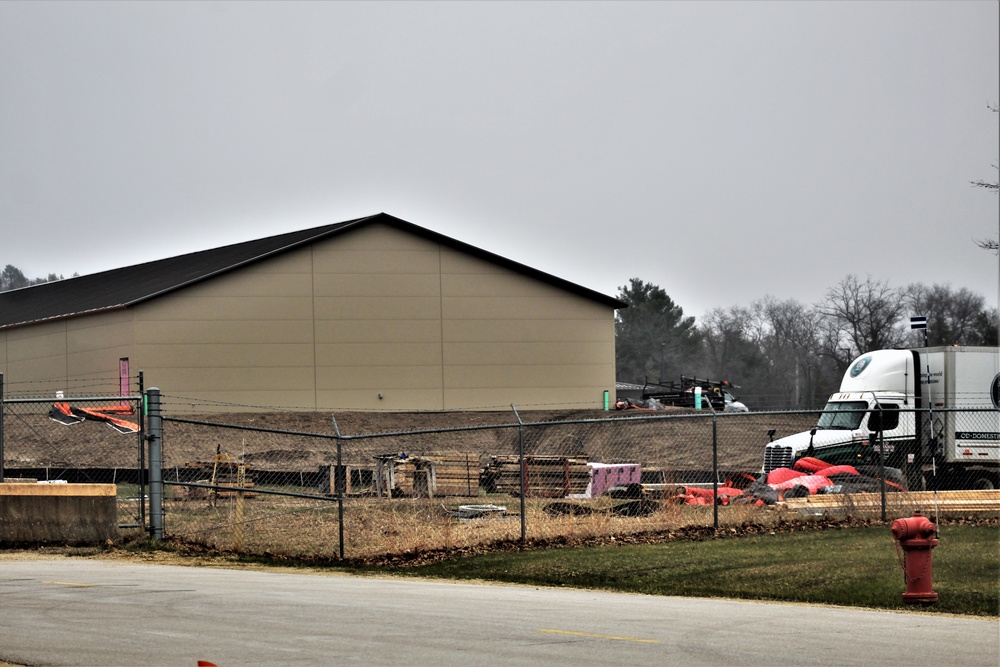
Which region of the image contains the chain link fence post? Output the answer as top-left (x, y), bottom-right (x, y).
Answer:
top-left (0, 372), bottom-right (5, 482)
top-left (332, 415), bottom-right (345, 559)
top-left (136, 371), bottom-right (146, 531)
top-left (512, 405), bottom-right (526, 546)
top-left (146, 387), bottom-right (164, 540)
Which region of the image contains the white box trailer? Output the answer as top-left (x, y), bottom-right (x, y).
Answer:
top-left (763, 346), bottom-right (999, 490)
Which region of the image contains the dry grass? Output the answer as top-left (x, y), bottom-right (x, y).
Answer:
top-left (159, 490), bottom-right (807, 560)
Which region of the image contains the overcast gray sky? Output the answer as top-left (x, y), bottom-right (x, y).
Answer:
top-left (2, 1), bottom-right (997, 319)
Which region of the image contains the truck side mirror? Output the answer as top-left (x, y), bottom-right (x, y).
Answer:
top-left (868, 409), bottom-right (884, 434)
top-left (868, 405), bottom-right (899, 433)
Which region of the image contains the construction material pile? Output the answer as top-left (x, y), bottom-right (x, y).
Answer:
top-left (669, 457), bottom-right (906, 506)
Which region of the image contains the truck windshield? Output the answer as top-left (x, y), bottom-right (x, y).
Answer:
top-left (816, 401), bottom-right (868, 430)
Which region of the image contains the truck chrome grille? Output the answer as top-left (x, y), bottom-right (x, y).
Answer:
top-left (764, 446), bottom-right (793, 472)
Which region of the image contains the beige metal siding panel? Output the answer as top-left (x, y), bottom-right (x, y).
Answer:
top-left (313, 296), bottom-right (441, 320)
top-left (65, 319), bottom-right (133, 354)
top-left (149, 366), bottom-right (315, 391)
top-left (445, 342), bottom-right (611, 366)
top-left (135, 320), bottom-right (314, 345)
top-left (136, 296), bottom-right (313, 322)
top-left (164, 390), bottom-right (318, 411)
top-left (443, 319), bottom-right (612, 342)
top-left (315, 320), bottom-right (441, 344)
top-left (6, 356), bottom-right (66, 388)
top-left (441, 271), bottom-right (556, 297)
top-left (316, 365), bottom-right (442, 390)
top-left (444, 364), bottom-right (608, 389)
top-left (6, 325), bottom-right (66, 363)
top-left (442, 295), bottom-right (604, 320)
top-left (138, 343), bottom-right (315, 368)
top-left (315, 342), bottom-right (441, 367)
top-left (440, 250), bottom-right (508, 275)
top-left (436, 247), bottom-right (616, 409)
top-left (66, 349), bottom-right (132, 380)
top-left (312, 251), bottom-right (441, 277)
top-left (315, 389), bottom-right (442, 411)
top-left (444, 387), bottom-right (608, 410)
top-left (312, 273), bottom-right (440, 297)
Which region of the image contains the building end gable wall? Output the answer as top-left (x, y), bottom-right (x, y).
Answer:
top-left (3, 222), bottom-right (618, 411)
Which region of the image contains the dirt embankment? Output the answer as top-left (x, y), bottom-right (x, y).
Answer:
top-left (6, 407), bottom-right (814, 473)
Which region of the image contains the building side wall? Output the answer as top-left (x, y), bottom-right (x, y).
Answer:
top-left (1, 223), bottom-right (617, 411)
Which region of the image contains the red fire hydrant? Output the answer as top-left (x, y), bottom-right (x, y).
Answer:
top-left (891, 511), bottom-right (939, 605)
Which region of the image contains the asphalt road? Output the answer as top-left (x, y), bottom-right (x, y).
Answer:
top-left (1, 559), bottom-right (997, 667)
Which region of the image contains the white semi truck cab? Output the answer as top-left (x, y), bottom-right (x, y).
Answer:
top-left (763, 346), bottom-right (1000, 490)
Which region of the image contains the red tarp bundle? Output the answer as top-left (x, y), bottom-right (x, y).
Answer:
top-left (766, 467), bottom-right (807, 485)
top-left (793, 457), bottom-right (832, 472)
top-left (676, 485), bottom-right (744, 505)
top-left (770, 474), bottom-right (834, 494)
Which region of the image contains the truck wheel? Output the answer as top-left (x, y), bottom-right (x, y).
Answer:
top-left (970, 476), bottom-right (996, 491)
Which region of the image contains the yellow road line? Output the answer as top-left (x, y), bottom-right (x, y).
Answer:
top-left (43, 581), bottom-right (96, 587)
top-left (537, 628), bottom-right (660, 644)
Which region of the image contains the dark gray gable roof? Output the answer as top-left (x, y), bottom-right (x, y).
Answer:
top-left (0, 213), bottom-right (625, 330)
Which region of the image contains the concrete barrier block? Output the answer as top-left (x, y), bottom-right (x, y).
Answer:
top-left (0, 483), bottom-right (119, 546)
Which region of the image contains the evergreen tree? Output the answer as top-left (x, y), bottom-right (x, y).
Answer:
top-left (614, 278), bottom-right (701, 385)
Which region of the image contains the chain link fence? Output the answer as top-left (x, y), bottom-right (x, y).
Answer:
top-left (2, 384), bottom-right (997, 559)
top-left (146, 399), bottom-right (999, 561)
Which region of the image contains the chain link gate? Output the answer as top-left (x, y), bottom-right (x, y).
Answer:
top-left (151, 391), bottom-right (345, 557)
top-left (0, 374), bottom-right (147, 533)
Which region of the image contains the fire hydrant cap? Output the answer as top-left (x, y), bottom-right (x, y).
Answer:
top-left (891, 511), bottom-right (936, 541)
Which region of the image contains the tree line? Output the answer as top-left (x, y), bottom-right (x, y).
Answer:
top-left (0, 264), bottom-right (74, 292)
top-left (615, 274), bottom-right (999, 411)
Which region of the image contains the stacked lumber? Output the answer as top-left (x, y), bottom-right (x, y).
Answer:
top-left (385, 453), bottom-right (480, 497)
top-left (414, 452), bottom-right (480, 497)
top-left (391, 459), bottom-right (421, 497)
top-left (783, 489), bottom-right (1000, 513)
top-left (485, 455), bottom-right (591, 498)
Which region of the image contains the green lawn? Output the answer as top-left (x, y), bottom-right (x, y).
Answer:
top-left (390, 524), bottom-right (1000, 616)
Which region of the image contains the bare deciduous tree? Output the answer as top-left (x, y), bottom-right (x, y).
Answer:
top-left (904, 283), bottom-right (995, 345)
top-left (817, 275), bottom-right (907, 372)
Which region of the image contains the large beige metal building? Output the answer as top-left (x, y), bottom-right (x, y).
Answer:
top-left (0, 214), bottom-right (624, 411)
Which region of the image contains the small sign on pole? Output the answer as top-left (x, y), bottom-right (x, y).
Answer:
top-left (910, 316), bottom-right (928, 347)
